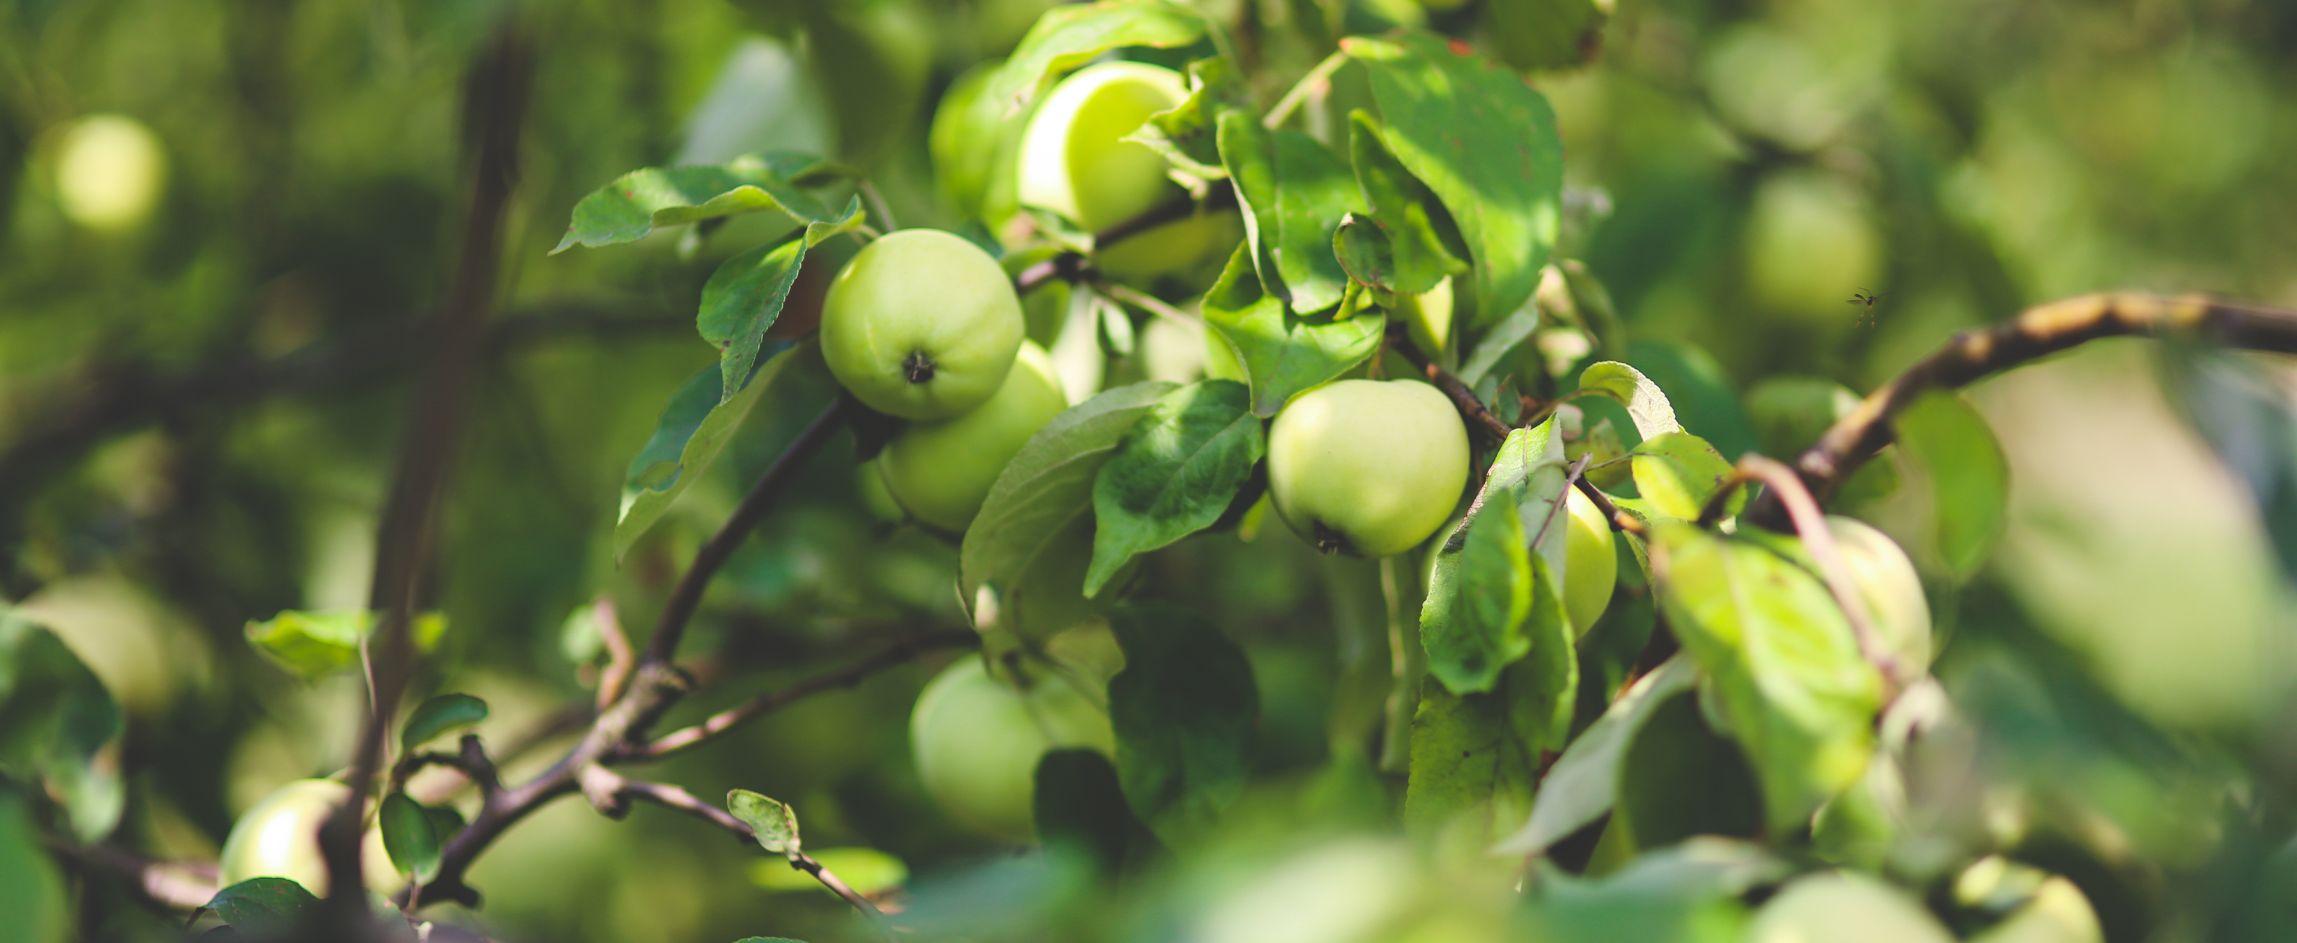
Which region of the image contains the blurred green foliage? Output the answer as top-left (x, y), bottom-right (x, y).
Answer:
top-left (1, 0), bottom-right (2293, 941)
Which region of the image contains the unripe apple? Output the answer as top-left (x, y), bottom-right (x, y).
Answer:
top-left (1018, 61), bottom-right (1185, 233)
top-left (53, 114), bottom-right (166, 232)
top-left (909, 655), bottom-right (1112, 843)
top-left (1267, 379), bottom-right (1470, 557)
top-left (821, 229), bottom-right (1025, 420)
top-left (1969, 876), bottom-right (2103, 943)
top-left (1561, 488), bottom-right (1616, 635)
top-left (218, 779), bottom-right (401, 896)
top-left (1827, 516), bottom-right (1932, 668)
top-left (878, 341), bottom-right (1068, 532)
top-left (1751, 872), bottom-right (1954, 943)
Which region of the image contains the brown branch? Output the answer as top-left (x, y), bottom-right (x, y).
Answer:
top-left (1012, 187), bottom-right (1239, 295)
top-left (1701, 455), bottom-right (1901, 688)
top-left (622, 629), bottom-right (978, 762)
top-left (1572, 475), bottom-right (1646, 537)
top-left (641, 399), bottom-right (845, 667)
top-left (590, 597), bottom-right (635, 711)
top-left (577, 769), bottom-right (890, 924)
top-left (1752, 292), bottom-right (2297, 523)
top-left (396, 734), bottom-right (504, 798)
top-left (321, 28), bottom-right (531, 928)
top-left (45, 841), bottom-right (217, 912)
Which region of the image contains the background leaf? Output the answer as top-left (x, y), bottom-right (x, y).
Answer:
top-left (977, 0), bottom-right (1211, 123)
top-left (1343, 33), bottom-right (1563, 326)
top-left (614, 343), bottom-right (810, 560)
top-left (0, 613), bottom-right (123, 841)
top-left (1495, 657), bottom-right (1696, 857)
top-left (1201, 245), bottom-right (1383, 416)
top-left (1033, 748), bottom-right (1158, 875)
top-left (1087, 380), bottom-right (1265, 595)
top-left (1891, 392), bottom-right (2008, 579)
top-left (962, 383), bottom-right (1175, 638)
top-left (242, 610), bottom-right (446, 681)
top-left (1404, 639), bottom-right (1577, 849)
top-left (400, 693), bottom-right (489, 752)
top-left (1107, 605), bottom-right (1258, 842)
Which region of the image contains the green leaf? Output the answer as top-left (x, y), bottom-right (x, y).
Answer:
top-left (1403, 638), bottom-right (1577, 849)
top-left (1200, 244), bottom-right (1383, 416)
top-left (751, 847), bottom-right (907, 896)
top-left (1648, 522), bottom-right (1882, 831)
top-left (204, 877), bottom-right (318, 933)
top-left (615, 344), bottom-right (807, 560)
top-left (978, 0), bottom-right (1211, 123)
top-left (1034, 748), bottom-right (1156, 874)
top-left (1331, 213), bottom-right (1396, 293)
top-left (1343, 33), bottom-right (1563, 326)
top-left (696, 198), bottom-right (864, 401)
top-left (1126, 57), bottom-right (1242, 181)
top-left (1524, 839), bottom-right (1784, 942)
top-left (1216, 111), bottom-right (1360, 314)
top-left (1087, 381), bottom-right (1265, 595)
top-left (1624, 339), bottom-right (1759, 463)
top-left (1629, 432), bottom-right (1738, 521)
top-left (963, 383), bottom-right (1176, 638)
top-left (1891, 392), bottom-right (2007, 579)
top-left (1420, 487), bottom-right (1533, 693)
top-left (1107, 604), bottom-right (1258, 842)
top-left (553, 152), bottom-right (848, 252)
top-left (0, 788), bottom-right (68, 943)
top-left (726, 789), bottom-right (802, 856)
top-left (399, 693), bottom-right (488, 752)
top-left (378, 792), bottom-right (442, 881)
top-left (1346, 111), bottom-right (1468, 296)
top-left (1577, 361), bottom-right (1682, 441)
top-left (242, 610), bottom-right (447, 681)
top-left (0, 612), bottom-right (123, 841)
top-left (1494, 656), bottom-right (1695, 857)
top-left (1616, 693), bottom-right (1763, 848)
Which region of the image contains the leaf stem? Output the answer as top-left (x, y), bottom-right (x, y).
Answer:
top-left (1263, 49), bottom-right (1347, 130)
top-left (1703, 455), bottom-right (1901, 690)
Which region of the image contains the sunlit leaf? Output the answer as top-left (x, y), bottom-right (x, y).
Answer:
top-left (1217, 111), bottom-right (1359, 314)
top-left (1629, 431), bottom-right (1738, 521)
top-left (1200, 244), bottom-right (1383, 416)
top-left (554, 152), bottom-right (848, 252)
top-left (1404, 638), bottom-right (1576, 849)
top-left (1577, 361), bottom-right (1682, 441)
top-left (242, 610), bottom-right (446, 681)
top-left (695, 198), bottom-right (864, 401)
top-left (614, 344), bottom-right (812, 560)
top-left (1347, 111), bottom-right (1468, 297)
top-left (727, 789), bottom-right (802, 856)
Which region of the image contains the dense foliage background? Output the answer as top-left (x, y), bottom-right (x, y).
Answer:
top-left (2, 0), bottom-right (2293, 941)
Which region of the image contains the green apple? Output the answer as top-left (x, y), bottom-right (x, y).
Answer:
top-left (1267, 379), bottom-right (1470, 557)
top-left (1970, 876), bottom-right (2103, 943)
top-left (821, 229), bottom-right (1025, 420)
top-left (909, 655), bottom-right (1112, 843)
top-left (1561, 488), bottom-right (1617, 635)
top-left (1018, 61), bottom-right (1186, 232)
top-left (218, 779), bottom-right (401, 897)
top-left (1827, 516), bottom-right (1932, 668)
top-left (878, 341), bottom-right (1068, 532)
top-left (1752, 872), bottom-right (1953, 943)
top-left (53, 114), bottom-right (166, 232)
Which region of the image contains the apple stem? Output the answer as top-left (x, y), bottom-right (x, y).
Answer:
top-left (903, 350), bottom-right (937, 384)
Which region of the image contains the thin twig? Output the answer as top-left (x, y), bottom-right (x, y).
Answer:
top-left (641, 400), bottom-right (845, 667)
top-left (1572, 475), bottom-right (1646, 537)
top-left (1528, 456), bottom-right (1592, 550)
top-left (1752, 292), bottom-right (2297, 523)
top-left (1011, 188), bottom-right (1240, 296)
top-left (591, 596), bottom-right (634, 710)
top-left (1093, 279), bottom-right (1200, 326)
top-left (45, 841), bottom-right (218, 912)
top-left (856, 180), bottom-right (898, 233)
top-left (1264, 49), bottom-right (1347, 129)
top-left (622, 629), bottom-right (978, 761)
top-left (1390, 322), bottom-right (1510, 444)
top-left (321, 29), bottom-right (531, 928)
top-left (582, 770), bottom-right (890, 923)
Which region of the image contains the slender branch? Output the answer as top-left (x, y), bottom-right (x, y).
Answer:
top-left (1752, 292), bottom-right (2297, 523)
top-left (856, 180), bottom-right (898, 233)
top-left (1012, 187), bottom-right (1240, 295)
top-left (1092, 279), bottom-right (1199, 326)
top-left (1572, 475), bottom-right (1646, 537)
top-left (396, 734), bottom-right (504, 798)
top-left (1389, 321), bottom-right (1511, 444)
top-left (579, 769), bottom-right (890, 923)
top-left (321, 28), bottom-right (531, 928)
top-left (622, 629), bottom-right (978, 761)
top-left (1702, 455), bottom-right (1901, 687)
top-left (641, 400), bottom-right (845, 667)
top-left (1264, 49), bottom-right (1347, 129)
top-left (45, 841), bottom-right (218, 912)
top-left (1528, 456), bottom-right (1592, 551)
top-left (590, 597), bottom-right (635, 710)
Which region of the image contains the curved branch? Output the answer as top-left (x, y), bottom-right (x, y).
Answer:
top-left (1012, 187), bottom-right (1239, 295)
top-left (622, 629), bottom-right (978, 762)
top-left (44, 841), bottom-right (218, 912)
top-left (1701, 455), bottom-right (1901, 688)
top-left (1751, 292), bottom-right (2297, 523)
top-left (581, 770), bottom-right (889, 923)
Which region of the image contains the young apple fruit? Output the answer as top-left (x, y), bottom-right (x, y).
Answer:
top-left (1752, 872), bottom-right (1954, 943)
top-left (878, 341), bottom-right (1067, 532)
top-left (1267, 379), bottom-right (1470, 557)
top-left (1561, 488), bottom-right (1617, 635)
top-left (1827, 516), bottom-right (1933, 668)
top-left (53, 114), bottom-right (166, 232)
top-left (908, 654), bottom-right (1113, 843)
top-left (1017, 61), bottom-right (1230, 276)
top-left (820, 229), bottom-right (1025, 420)
top-left (217, 779), bottom-right (401, 896)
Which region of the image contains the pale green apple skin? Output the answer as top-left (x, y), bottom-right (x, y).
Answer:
top-left (1751, 872), bottom-right (1954, 943)
top-left (879, 342), bottom-right (1068, 532)
top-left (1018, 61), bottom-right (1186, 232)
top-left (820, 229), bottom-right (1025, 421)
top-left (1267, 380), bottom-right (1471, 557)
top-left (1562, 488), bottom-right (1617, 635)
top-left (54, 114), bottom-right (166, 232)
top-left (1827, 516), bottom-right (1933, 667)
top-left (1970, 877), bottom-right (2103, 943)
top-left (909, 656), bottom-right (1113, 843)
top-left (218, 779), bottom-right (400, 896)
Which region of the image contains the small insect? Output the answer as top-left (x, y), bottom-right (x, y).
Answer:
top-left (1847, 289), bottom-right (1886, 326)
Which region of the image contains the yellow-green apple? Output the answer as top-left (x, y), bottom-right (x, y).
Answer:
top-left (821, 229), bottom-right (1024, 420)
top-left (1267, 379), bottom-right (1469, 557)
